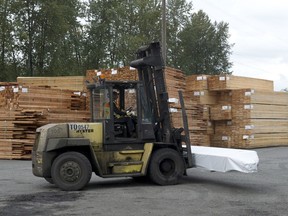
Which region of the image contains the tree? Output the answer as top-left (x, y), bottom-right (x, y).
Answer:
top-left (0, 0), bottom-right (234, 80)
top-left (166, 0), bottom-right (192, 68)
top-left (179, 10), bottom-right (233, 75)
top-left (83, 0), bottom-right (161, 69)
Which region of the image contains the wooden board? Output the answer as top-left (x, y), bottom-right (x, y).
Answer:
top-left (208, 75), bottom-right (274, 92)
top-left (186, 75), bottom-right (210, 91)
top-left (211, 133), bottom-right (288, 149)
top-left (17, 76), bottom-right (85, 92)
top-left (231, 89), bottom-right (288, 105)
top-left (185, 90), bottom-right (218, 105)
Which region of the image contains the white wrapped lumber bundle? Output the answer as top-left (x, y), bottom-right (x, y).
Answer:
top-left (208, 75), bottom-right (274, 92)
top-left (186, 75), bottom-right (210, 91)
top-left (231, 89), bottom-right (288, 105)
top-left (17, 76), bottom-right (86, 92)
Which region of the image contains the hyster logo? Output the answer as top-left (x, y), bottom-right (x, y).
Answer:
top-left (69, 124), bottom-right (94, 133)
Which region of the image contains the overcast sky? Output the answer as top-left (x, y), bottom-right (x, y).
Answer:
top-left (191, 0), bottom-right (288, 91)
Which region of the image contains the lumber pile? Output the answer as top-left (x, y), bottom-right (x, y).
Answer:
top-left (164, 69), bottom-right (213, 146)
top-left (207, 75), bottom-right (274, 91)
top-left (17, 76), bottom-right (86, 92)
top-left (86, 66), bottom-right (138, 83)
top-left (1, 66), bottom-right (287, 159)
top-left (186, 74), bottom-right (288, 148)
top-left (0, 80), bottom-right (89, 159)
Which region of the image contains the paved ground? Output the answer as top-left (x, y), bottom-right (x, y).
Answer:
top-left (0, 147), bottom-right (287, 216)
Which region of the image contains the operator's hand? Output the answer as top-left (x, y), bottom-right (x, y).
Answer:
top-left (126, 110), bottom-right (133, 116)
top-left (126, 106), bottom-right (133, 112)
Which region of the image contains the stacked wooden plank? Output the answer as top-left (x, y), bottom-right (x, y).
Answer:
top-left (207, 76), bottom-right (288, 148)
top-left (166, 72), bottom-right (213, 146)
top-left (208, 75), bottom-right (274, 91)
top-left (0, 79), bottom-right (90, 159)
top-left (85, 66), bottom-right (138, 111)
top-left (184, 75), bottom-right (218, 146)
top-left (0, 109), bottom-right (43, 159)
top-left (1, 66), bottom-right (287, 159)
top-left (17, 76), bottom-right (86, 92)
top-left (185, 74), bottom-right (288, 148)
top-left (86, 66), bottom-right (138, 83)
top-left (165, 67), bottom-right (186, 99)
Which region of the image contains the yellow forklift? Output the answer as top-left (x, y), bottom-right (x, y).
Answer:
top-left (32, 42), bottom-right (193, 190)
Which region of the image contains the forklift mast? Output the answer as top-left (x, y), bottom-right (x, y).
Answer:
top-left (130, 42), bottom-right (172, 143)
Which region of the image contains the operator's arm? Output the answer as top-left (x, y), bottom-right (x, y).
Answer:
top-left (113, 102), bottom-right (126, 116)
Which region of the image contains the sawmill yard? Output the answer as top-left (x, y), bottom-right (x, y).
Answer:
top-left (0, 67), bottom-right (288, 215)
top-left (0, 66), bottom-right (287, 159)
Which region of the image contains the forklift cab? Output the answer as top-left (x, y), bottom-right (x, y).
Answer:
top-left (88, 80), bottom-right (155, 145)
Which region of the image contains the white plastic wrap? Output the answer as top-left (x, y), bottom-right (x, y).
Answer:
top-left (191, 146), bottom-right (259, 173)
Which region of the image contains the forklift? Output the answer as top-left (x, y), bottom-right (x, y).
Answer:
top-left (32, 42), bottom-right (193, 191)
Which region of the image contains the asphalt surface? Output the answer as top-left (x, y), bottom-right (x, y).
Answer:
top-left (0, 147), bottom-right (287, 216)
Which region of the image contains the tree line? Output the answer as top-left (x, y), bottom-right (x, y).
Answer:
top-left (0, 0), bottom-right (233, 81)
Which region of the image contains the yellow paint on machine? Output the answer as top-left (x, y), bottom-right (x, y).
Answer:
top-left (113, 150), bottom-right (144, 162)
top-left (68, 123), bottom-right (103, 151)
top-left (110, 163), bottom-right (143, 174)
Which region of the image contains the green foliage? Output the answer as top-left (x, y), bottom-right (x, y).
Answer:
top-left (179, 10), bottom-right (233, 75)
top-left (0, 0), bottom-right (233, 81)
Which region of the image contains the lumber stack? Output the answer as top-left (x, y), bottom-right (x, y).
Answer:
top-left (207, 75), bottom-right (274, 91)
top-left (165, 70), bottom-right (213, 146)
top-left (17, 76), bottom-right (86, 92)
top-left (187, 74), bottom-right (288, 149)
top-left (1, 66), bottom-right (288, 159)
top-left (0, 80), bottom-right (90, 159)
top-left (86, 66), bottom-right (138, 83)
top-left (85, 66), bottom-right (138, 111)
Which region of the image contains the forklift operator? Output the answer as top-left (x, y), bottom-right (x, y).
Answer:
top-left (112, 91), bottom-right (135, 137)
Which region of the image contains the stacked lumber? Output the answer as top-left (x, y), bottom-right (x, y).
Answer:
top-left (1, 66), bottom-right (287, 159)
top-left (17, 76), bottom-right (85, 92)
top-left (0, 82), bottom-right (18, 109)
top-left (186, 74), bottom-right (288, 148)
top-left (167, 72), bottom-right (213, 146)
top-left (0, 80), bottom-right (89, 159)
top-left (86, 66), bottom-right (138, 83)
top-left (186, 75), bottom-right (210, 91)
top-left (85, 66), bottom-right (138, 111)
top-left (208, 75), bottom-right (274, 91)
top-left (1, 66), bottom-right (138, 159)
top-left (207, 79), bottom-right (288, 148)
top-left (0, 109), bottom-right (43, 159)
top-left (165, 67), bottom-right (186, 99)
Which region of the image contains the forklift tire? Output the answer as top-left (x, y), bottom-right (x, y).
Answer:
top-left (51, 152), bottom-right (92, 191)
top-left (148, 148), bottom-right (184, 185)
top-left (44, 177), bottom-right (54, 184)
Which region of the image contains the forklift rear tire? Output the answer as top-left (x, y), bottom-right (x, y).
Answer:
top-left (51, 152), bottom-right (92, 191)
top-left (148, 148), bottom-right (184, 185)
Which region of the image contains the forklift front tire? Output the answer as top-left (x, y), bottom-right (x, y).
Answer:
top-left (44, 177), bottom-right (54, 184)
top-left (51, 152), bottom-right (92, 191)
top-left (148, 148), bottom-right (184, 185)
